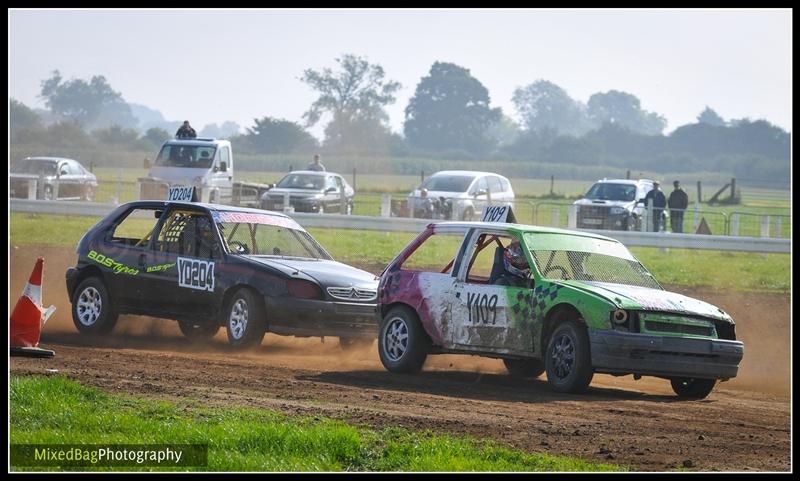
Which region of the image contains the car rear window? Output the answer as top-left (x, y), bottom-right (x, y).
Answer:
top-left (420, 175), bottom-right (474, 193)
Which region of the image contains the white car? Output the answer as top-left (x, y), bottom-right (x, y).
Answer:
top-left (407, 171), bottom-right (515, 220)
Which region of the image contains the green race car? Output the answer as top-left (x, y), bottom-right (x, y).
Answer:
top-left (376, 213), bottom-right (744, 399)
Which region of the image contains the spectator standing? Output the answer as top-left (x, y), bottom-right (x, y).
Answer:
top-left (668, 180), bottom-right (689, 233)
top-left (307, 154), bottom-right (326, 172)
top-left (643, 181), bottom-right (667, 232)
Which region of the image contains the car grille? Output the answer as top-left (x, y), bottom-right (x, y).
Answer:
top-left (644, 320), bottom-right (714, 337)
top-left (580, 205), bottom-right (610, 216)
top-left (326, 287), bottom-right (377, 302)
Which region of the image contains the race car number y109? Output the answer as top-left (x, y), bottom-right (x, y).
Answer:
top-left (66, 200), bottom-right (378, 350)
top-left (376, 219), bottom-right (744, 399)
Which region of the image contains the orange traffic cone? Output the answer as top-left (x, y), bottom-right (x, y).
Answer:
top-left (10, 257), bottom-right (56, 358)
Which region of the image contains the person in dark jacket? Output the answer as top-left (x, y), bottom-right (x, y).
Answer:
top-left (668, 180), bottom-right (689, 233)
top-left (642, 181), bottom-right (667, 232)
top-left (175, 121), bottom-right (197, 139)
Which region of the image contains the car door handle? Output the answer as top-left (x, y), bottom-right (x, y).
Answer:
top-left (138, 254), bottom-right (147, 268)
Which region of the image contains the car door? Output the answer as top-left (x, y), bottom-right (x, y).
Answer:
top-left (324, 175), bottom-right (340, 211)
top-left (99, 206), bottom-right (164, 309)
top-left (449, 229), bottom-right (535, 354)
top-left (210, 145), bottom-right (233, 201)
top-left (56, 161), bottom-right (80, 199)
top-left (145, 207), bottom-right (222, 318)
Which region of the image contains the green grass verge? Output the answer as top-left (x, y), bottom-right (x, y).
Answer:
top-left (9, 213), bottom-right (789, 293)
top-left (10, 376), bottom-right (623, 472)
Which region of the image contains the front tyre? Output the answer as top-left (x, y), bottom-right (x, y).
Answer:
top-left (503, 358), bottom-right (546, 379)
top-left (225, 288), bottom-right (266, 348)
top-left (670, 378), bottom-right (716, 399)
top-left (379, 306), bottom-right (429, 373)
top-left (72, 276), bottom-right (118, 334)
top-left (545, 320), bottom-right (594, 393)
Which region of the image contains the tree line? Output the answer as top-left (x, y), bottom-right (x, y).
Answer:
top-left (9, 56), bottom-right (790, 183)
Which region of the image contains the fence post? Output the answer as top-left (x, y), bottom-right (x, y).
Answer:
top-left (626, 170), bottom-right (630, 180)
top-left (550, 175), bottom-right (555, 196)
top-left (352, 167), bottom-right (356, 192)
top-left (760, 215), bottom-right (770, 238)
top-left (27, 178), bottom-right (37, 200)
top-left (646, 199), bottom-right (653, 232)
top-left (550, 207), bottom-right (560, 228)
top-left (340, 188), bottom-right (347, 215)
top-left (567, 204), bottom-right (577, 229)
top-left (283, 192), bottom-right (292, 214)
top-left (774, 216), bottom-right (782, 238)
top-left (380, 194), bottom-right (391, 217)
top-left (730, 214), bottom-right (740, 236)
top-left (421, 170), bottom-right (424, 183)
top-left (696, 181), bottom-right (702, 204)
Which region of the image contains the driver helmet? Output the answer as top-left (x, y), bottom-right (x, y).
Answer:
top-left (196, 217), bottom-right (215, 242)
top-left (503, 241), bottom-right (530, 278)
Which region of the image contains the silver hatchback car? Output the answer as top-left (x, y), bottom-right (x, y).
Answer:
top-left (407, 170), bottom-right (515, 221)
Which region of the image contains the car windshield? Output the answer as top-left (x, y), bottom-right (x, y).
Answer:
top-left (11, 159), bottom-right (58, 175)
top-left (213, 211), bottom-right (331, 259)
top-left (419, 175), bottom-right (475, 193)
top-left (524, 233), bottom-right (661, 289)
top-left (155, 144), bottom-right (216, 168)
top-left (276, 174), bottom-right (325, 190)
top-left (584, 183), bottom-right (637, 201)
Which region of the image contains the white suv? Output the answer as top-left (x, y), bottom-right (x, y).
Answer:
top-left (573, 179), bottom-right (655, 230)
top-left (408, 171), bottom-right (515, 221)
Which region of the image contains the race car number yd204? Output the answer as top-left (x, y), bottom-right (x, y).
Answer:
top-left (177, 257), bottom-right (215, 292)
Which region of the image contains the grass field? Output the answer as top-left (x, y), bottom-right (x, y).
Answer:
top-left (9, 213), bottom-right (790, 292)
top-left (10, 376), bottom-right (623, 472)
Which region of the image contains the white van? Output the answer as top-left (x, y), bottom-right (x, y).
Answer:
top-left (140, 138), bottom-right (233, 203)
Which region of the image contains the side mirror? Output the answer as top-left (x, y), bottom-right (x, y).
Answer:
top-left (220, 161), bottom-right (227, 172)
top-left (269, 183), bottom-right (276, 189)
top-left (325, 187), bottom-right (337, 194)
top-left (143, 158), bottom-right (151, 169)
top-left (474, 189), bottom-right (487, 197)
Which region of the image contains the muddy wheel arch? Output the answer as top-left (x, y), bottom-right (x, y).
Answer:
top-left (540, 303), bottom-right (586, 355)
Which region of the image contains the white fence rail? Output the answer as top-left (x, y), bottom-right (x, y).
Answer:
top-left (10, 199), bottom-right (790, 253)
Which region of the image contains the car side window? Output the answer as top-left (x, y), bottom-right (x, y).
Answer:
top-left (470, 177), bottom-right (488, 195)
top-left (499, 177), bottom-right (511, 193)
top-left (464, 233), bottom-right (515, 284)
top-left (400, 231), bottom-right (466, 274)
top-left (155, 210), bottom-right (220, 259)
top-left (326, 176), bottom-right (337, 191)
top-left (334, 176), bottom-right (343, 190)
top-left (488, 176), bottom-right (503, 194)
top-left (107, 208), bottom-right (162, 248)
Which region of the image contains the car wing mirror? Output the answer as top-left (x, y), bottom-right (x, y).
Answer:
top-left (143, 158), bottom-right (151, 169)
top-left (474, 189), bottom-right (487, 197)
top-left (325, 187), bottom-right (337, 193)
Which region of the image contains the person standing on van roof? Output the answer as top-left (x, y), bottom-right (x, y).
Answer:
top-left (307, 154), bottom-right (326, 172)
top-left (176, 121), bottom-right (197, 139)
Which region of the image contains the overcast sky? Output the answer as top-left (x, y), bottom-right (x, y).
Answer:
top-left (8, 9), bottom-right (793, 138)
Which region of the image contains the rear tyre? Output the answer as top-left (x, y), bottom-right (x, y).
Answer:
top-left (225, 288), bottom-right (266, 348)
top-left (178, 320), bottom-right (220, 340)
top-left (338, 337), bottom-right (373, 351)
top-left (545, 320), bottom-right (594, 393)
top-left (379, 306), bottom-right (429, 373)
top-left (503, 358), bottom-right (546, 379)
top-left (72, 276), bottom-right (118, 334)
top-left (670, 378), bottom-right (716, 399)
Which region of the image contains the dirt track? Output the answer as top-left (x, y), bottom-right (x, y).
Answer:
top-left (9, 246), bottom-right (792, 471)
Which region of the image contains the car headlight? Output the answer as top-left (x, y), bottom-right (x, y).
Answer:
top-left (193, 176), bottom-right (204, 184)
top-left (610, 207), bottom-right (626, 215)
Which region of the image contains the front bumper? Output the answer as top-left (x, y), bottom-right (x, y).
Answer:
top-left (265, 297), bottom-right (377, 336)
top-left (261, 199), bottom-right (322, 213)
top-left (589, 329), bottom-right (744, 380)
top-left (577, 212), bottom-right (630, 230)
